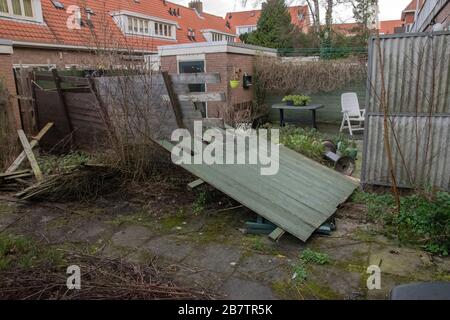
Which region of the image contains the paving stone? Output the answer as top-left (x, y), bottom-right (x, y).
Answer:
top-left (222, 278), bottom-right (277, 300)
top-left (111, 225), bottom-right (153, 247)
top-left (237, 254), bottom-right (289, 283)
top-left (369, 245), bottom-right (435, 279)
top-left (308, 265), bottom-right (364, 299)
top-left (142, 235), bottom-right (194, 262)
top-left (309, 236), bottom-right (370, 263)
top-left (184, 244), bottom-right (242, 274)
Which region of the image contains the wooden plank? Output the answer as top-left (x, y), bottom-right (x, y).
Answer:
top-left (187, 179), bottom-right (205, 190)
top-left (171, 73), bottom-right (221, 84)
top-left (6, 123), bottom-right (54, 173)
top-left (0, 170), bottom-right (31, 178)
top-left (52, 69), bottom-right (75, 138)
top-left (162, 71), bottom-right (185, 129)
top-left (178, 92), bottom-right (226, 102)
top-left (17, 130), bottom-right (43, 182)
top-left (269, 227), bottom-right (286, 241)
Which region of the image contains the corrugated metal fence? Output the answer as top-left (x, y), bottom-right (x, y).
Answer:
top-left (362, 31), bottom-right (450, 190)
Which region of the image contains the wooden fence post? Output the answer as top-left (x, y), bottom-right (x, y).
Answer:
top-left (52, 69), bottom-right (75, 143)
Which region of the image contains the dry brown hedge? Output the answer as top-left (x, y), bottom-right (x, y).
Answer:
top-left (254, 55), bottom-right (367, 101)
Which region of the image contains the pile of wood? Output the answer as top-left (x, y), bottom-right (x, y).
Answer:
top-left (0, 170), bottom-right (33, 192)
top-left (15, 164), bottom-right (120, 201)
top-left (0, 123), bottom-right (53, 194)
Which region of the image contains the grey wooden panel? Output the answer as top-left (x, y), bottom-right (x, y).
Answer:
top-left (178, 92), bottom-right (226, 102)
top-left (170, 73), bottom-right (221, 84)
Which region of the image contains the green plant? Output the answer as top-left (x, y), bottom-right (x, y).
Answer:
top-left (245, 0), bottom-right (294, 49)
top-left (292, 262), bottom-right (308, 283)
top-left (192, 191), bottom-right (207, 215)
top-left (0, 234), bottom-right (63, 270)
top-left (37, 152), bottom-right (91, 175)
top-left (300, 249), bottom-right (331, 265)
top-left (352, 190), bottom-right (450, 255)
top-left (291, 248), bottom-right (331, 283)
top-left (282, 94), bottom-right (312, 106)
top-left (278, 126), bottom-right (325, 162)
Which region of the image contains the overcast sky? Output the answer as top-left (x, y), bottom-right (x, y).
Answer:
top-left (170, 0), bottom-right (412, 22)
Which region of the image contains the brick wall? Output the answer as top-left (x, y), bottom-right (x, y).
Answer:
top-left (0, 42), bottom-right (20, 128)
top-left (12, 47), bottom-right (102, 68)
top-left (161, 52), bottom-right (255, 119)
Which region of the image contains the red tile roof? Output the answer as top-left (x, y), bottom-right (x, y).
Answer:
top-left (332, 20), bottom-right (402, 35)
top-left (225, 5), bottom-right (310, 33)
top-left (0, 0), bottom-right (234, 52)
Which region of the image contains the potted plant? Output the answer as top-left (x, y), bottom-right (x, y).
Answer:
top-left (230, 67), bottom-right (241, 89)
top-left (282, 95), bottom-right (312, 106)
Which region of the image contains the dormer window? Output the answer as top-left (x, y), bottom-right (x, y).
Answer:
top-left (0, 0), bottom-right (43, 21)
top-left (202, 29), bottom-right (235, 42)
top-left (111, 11), bottom-right (177, 40)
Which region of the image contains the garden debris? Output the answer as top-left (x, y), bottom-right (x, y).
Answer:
top-left (0, 251), bottom-right (215, 300)
top-left (5, 123), bottom-right (53, 174)
top-left (0, 123), bottom-right (54, 193)
top-left (0, 170), bottom-right (33, 192)
top-left (17, 129), bottom-right (43, 181)
top-left (15, 164), bottom-right (120, 201)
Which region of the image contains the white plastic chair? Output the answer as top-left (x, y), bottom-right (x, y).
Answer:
top-left (340, 93), bottom-right (365, 136)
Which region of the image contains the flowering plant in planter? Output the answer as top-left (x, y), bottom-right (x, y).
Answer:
top-left (282, 95), bottom-right (312, 106)
top-left (230, 67), bottom-right (241, 89)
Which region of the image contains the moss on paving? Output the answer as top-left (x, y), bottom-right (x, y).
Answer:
top-left (0, 233), bottom-right (64, 271)
top-left (272, 279), bottom-right (342, 300)
top-left (0, 201), bottom-right (15, 215)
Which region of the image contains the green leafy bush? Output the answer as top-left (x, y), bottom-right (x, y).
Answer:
top-left (301, 249), bottom-right (331, 265)
top-left (352, 191), bottom-right (450, 255)
top-left (37, 152), bottom-right (91, 175)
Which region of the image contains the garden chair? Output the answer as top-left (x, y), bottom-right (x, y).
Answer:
top-left (340, 92), bottom-right (365, 136)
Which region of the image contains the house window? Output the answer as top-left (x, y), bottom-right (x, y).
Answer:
top-left (0, 0), bottom-right (34, 18)
top-left (225, 35), bottom-right (234, 42)
top-left (120, 14), bottom-right (176, 39)
top-left (236, 25), bottom-right (256, 35)
top-left (154, 22), bottom-right (172, 38)
top-left (212, 32), bottom-right (223, 41)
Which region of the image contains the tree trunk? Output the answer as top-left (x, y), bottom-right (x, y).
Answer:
top-left (325, 0), bottom-right (333, 30)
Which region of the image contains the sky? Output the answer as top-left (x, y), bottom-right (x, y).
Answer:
top-left (170, 0), bottom-right (412, 22)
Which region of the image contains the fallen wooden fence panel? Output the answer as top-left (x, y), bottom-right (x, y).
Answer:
top-left (158, 132), bottom-right (358, 242)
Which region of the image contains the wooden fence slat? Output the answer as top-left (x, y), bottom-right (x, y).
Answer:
top-left (178, 92), bottom-right (226, 102)
top-left (17, 130), bottom-right (43, 182)
top-left (6, 123), bottom-right (54, 174)
top-left (52, 69), bottom-right (74, 137)
top-left (162, 71), bottom-right (185, 129)
top-left (171, 73), bottom-right (221, 84)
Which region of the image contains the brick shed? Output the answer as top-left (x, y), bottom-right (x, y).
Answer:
top-left (158, 42), bottom-right (277, 120)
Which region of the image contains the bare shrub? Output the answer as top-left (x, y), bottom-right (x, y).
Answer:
top-left (0, 80), bottom-right (19, 171)
top-left (254, 55), bottom-right (366, 104)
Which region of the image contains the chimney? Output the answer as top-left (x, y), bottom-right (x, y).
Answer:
top-left (188, 0), bottom-right (203, 14)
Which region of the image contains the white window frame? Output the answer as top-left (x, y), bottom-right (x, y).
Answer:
top-left (0, 0), bottom-right (43, 22)
top-left (120, 14), bottom-right (176, 40)
top-left (236, 25), bottom-right (257, 35)
top-left (176, 55), bottom-right (209, 118)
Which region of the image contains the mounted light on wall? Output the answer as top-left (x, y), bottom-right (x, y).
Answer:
top-left (243, 73), bottom-right (252, 89)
